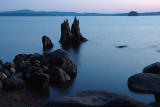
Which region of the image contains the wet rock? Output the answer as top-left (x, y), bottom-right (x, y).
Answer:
top-left (128, 73), bottom-right (160, 103)
top-left (59, 17), bottom-right (87, 46)
top-left (42, 49), bottom-right (77, 78)
top-left (26, 72), bottom-right (49, 89)
top-left (3, 73), bottom-right (25, 90)
top-left (143, 62), bottom-right (160, 74)
top-left (49, 67), bottom-right (70, 83)
top-left (42, 36), bottom-right (53, 51)
top-left (44, 90), bottom-right (149, 107)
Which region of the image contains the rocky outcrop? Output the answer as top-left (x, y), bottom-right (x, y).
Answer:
top-left (42, 36), bottom-right (53, 51)
top-left (59, 17), bottom-right (87, 46)
top-left (0, 49), bottom-right (76, 90)
top-left (44, 90), bottom-right (150, 107)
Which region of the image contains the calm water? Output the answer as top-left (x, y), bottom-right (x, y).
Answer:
top-left (1, 16), bottom-right (160, 103)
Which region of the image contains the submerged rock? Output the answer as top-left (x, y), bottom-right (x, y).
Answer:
top-left (44, 90), bottom-right (149, 107)
top-left (59, 17), bottom-right (87, 46)
top-left (116, 45), bottom-right (128, 48)
top-left (42, 36), bottom-right (53, 51)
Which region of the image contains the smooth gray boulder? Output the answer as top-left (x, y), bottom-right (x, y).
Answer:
top-left (44, 90), bottom-right (150, 107)
top-left (128, 73), bottom-right (160, 103)
top-left (143, 62), bottom-right (160, 74)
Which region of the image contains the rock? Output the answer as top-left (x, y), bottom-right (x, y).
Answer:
top-left (49, 67), bottom-right (70, 83)
top-left (0, 80), bottom-right (3, 90)
top-left (128, 73), bottom-right (160, 103)
top-left (128, 11), bottom-right (139, 16)
top-left (42, 49), bottom-right (77, 78)
top-left (13, 54), bottom-right (31, 72)
top-left (116, 45), bottom-right (128, 48)
top-left (59, 17), bottom-right (87, 46)
top-left (0, 60), bottom-right (3, 65)
top-left (0, 72), bottom-right (7, 81)
top-left (143, 62), bottom-right (160, 74)
top-left (3, 69), bottom-right (12, 77)
top-left (71, 17), bottom-right (87, 42)
top-left (26, 72), bottom-right (49, 89)
top-left (42, 36), bottom-right (53, 51)
top-left (44, 90), bottom-right (150, 107)
top-left (3, 74), bottom-right (25, 90)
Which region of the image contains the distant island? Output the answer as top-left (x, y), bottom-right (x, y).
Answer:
top-left (0, 9), bottom-right (160, 16)
top-left (128, 11), bottom-right (139, 16)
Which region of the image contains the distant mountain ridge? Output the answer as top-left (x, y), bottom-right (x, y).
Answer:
top-left (0, 9), bottom-right (160, 16)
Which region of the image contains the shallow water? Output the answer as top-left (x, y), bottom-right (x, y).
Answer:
top-left (1, 16), bottom-right (160, 103)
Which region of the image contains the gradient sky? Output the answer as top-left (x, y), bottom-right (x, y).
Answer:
top-left (1, 0), bottom-right (160, 13)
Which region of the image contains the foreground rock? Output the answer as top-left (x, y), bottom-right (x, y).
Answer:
top-left (44, 90), bottom-right (150, 107)
top-left (128, 73), bottom-right (160, 103)
top-left (42, 49), bottom-right (77, 78)
top-left (59, 17), bottom-right (87, 46)
top-left (42, 36), bottom-right (53, 51)
top-left (26, 72), bottom-right (49, 89)
top-left (143, 62), bottom-right (160, 74)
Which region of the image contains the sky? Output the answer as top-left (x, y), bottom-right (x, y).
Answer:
top-left (1, 0), bottom-right (160, 13)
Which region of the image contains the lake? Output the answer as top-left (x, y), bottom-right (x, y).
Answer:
top-left (1, 16), bottom-right (160, 103)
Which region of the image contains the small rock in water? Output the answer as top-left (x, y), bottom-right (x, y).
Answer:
top-left (116, 45), bottom-right (128, 48)
top-left (42, 35), bottom-right (53, 51)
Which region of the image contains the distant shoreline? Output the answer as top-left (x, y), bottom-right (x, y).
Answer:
top-left (1, 9), bottom-right (160, 16)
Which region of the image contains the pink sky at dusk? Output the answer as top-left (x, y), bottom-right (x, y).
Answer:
top-left (0, 0), bottom-right (160, 13)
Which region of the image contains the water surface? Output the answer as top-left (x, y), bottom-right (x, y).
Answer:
top-left (1, 16), bottom-right (160, 103)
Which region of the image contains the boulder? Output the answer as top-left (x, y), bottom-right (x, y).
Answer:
top-left (3, 73), bottom-right (25, 90)
top-left (0, 72), bottom-right (7, 82)
top-left (59, 17), bottom-right (87, 46)
top-left (26, 72), bottom-right (49, 89)
top-left (143, 62), bottom-right (160, 74)
top-left (49, 67), bottom-right (70, 83)
top-left (42, 49), bottom-right (77, 78)
top-left (42, 36), bottom-right (53, 51)
top-left (44, 90), bottom-right (150, 107)
top-left (128, 73), bottom-right (160, 103)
